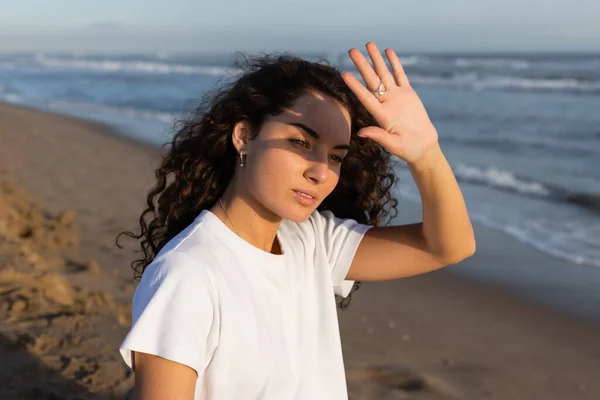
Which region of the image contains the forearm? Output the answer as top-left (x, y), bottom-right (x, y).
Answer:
top-left (407, 143), bottom-right (476, 263)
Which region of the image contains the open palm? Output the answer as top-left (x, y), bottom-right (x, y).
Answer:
top-left (341, 42), bottom-right (439, 164)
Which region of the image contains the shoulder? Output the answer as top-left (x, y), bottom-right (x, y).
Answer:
top-left (144, 249), bottom-right (213, 280)
top-left (145, 215), bottom-right (226, 281)
top-left (134, 247), bottom-right (219, 308)
top-left (155, 214), bottom-right (222, 262)
top-left (122, 246), bottom-right (221, 375)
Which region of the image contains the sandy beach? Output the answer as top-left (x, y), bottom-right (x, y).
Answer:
top-left (1, 102), bottom-right (599, 399)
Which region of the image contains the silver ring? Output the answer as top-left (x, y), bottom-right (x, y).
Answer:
top-left (371, 80), bottom-right (388, 98)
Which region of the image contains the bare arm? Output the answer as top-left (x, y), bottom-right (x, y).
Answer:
top-left (347, 144), bottom-right (475, 281)
top-left (133, 351), bottom-right (198, 400)
top-left (407, 142), bottom-right (475, 263)
top-left (341, 43), bottom-right (475, 281)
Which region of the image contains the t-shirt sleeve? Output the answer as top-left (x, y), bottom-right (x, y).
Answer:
top-left (310, 210), bottom-right (373, 298)
top-left (119, 250), bottom-right (219, 376)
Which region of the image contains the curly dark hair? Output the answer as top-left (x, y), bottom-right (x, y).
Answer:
top-left (117, 52), bottom-right (399, 309)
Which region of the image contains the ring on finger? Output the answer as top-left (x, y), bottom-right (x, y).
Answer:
top-left (371, 79), bottom-right (388, 99)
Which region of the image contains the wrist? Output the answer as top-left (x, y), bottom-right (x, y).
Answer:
top-left (407, 142), bottom-right (442, 171)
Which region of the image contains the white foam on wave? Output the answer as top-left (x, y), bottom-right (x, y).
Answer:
top-left (398, 55), bottom-right (428, 66)
top-left (407, 73), bottom-right (600, 93)
top-left (397, 160), bottom-right (554, 199)
top-left (409, 72), bottom-right (482, 87)
top-left (455, 57), bottom-right (531, 70)
top-left (396, 179), bottom-right (600, 269)
top-left (451, 56), bottom-right (600, 72)
top-left (0, 84), bottom-right (23, 103)
top-left (34, 55), bottom-right (238, 76)
top-left (45, 100), bottom-right (176, 123)
top-left (470, 213), bottom-right (600, 268)
top-left (454, 164), bottom-right (552, 197)
top-left (1, 93), bottom-right (23, 103)
top-left (474, 75), bottom-right (600, 92)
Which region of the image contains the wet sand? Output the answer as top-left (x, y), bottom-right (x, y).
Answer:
top-left (1, 102), bottom-right (599, 399)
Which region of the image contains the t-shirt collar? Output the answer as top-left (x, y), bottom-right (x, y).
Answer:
top-left (195, 209), bottom-right (287, 266)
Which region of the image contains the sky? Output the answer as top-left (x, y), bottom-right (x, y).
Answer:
top-left (1, 0), bottom-right (598, 53)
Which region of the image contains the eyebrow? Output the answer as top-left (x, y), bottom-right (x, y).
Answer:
top-left (287, 122), bottom-right (349, 151)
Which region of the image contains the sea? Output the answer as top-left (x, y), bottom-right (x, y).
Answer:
top-left (1, 51), bottom-right (599, 270)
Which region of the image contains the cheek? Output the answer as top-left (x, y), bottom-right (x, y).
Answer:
top-left (324, 173), bottom-right (340, 196)
top-left (245, 147), bottom-right (342, 205)
top-left (247, 148), bottom-right (302, 195)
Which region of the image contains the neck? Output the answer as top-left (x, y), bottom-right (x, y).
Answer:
top-left (209, 190), bottom-right (283, 255)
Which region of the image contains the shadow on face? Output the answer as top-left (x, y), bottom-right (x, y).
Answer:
top-left (236, 91), bottom-right (353, 222)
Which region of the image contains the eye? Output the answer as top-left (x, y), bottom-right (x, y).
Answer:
top-left (290, 138), bottom-right (344, 164)
top-left (329, 155), bottom-right (344, 164)
top-left (289, 138), bottom-right (310, 148)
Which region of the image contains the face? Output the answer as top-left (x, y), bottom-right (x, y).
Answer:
top-left (232, 91), bottom-right (352, 222)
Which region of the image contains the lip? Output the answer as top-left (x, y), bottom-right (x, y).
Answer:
top-left (293, 189), bottom-right (319, 201)
top-left (293, 189), bottom-right (319, 206)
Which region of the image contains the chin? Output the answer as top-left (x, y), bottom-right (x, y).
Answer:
top-left (285, 212), bottom-right (314, 223)
top-left (276, 203), bottom-right (316, 223)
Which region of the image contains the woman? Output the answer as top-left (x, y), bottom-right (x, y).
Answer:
top-left (117, 42), bottom-right (475, 399)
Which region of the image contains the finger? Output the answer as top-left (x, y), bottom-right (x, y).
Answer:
top-left (341, 71), bottom-right (382, 116)
top-left (366, 42), bottom-right (397, 90)
top-left (385, 48), bottom-right (411, 87)
top-left (347, 48), bottom-right (383, 93)
top-left (357, 126), bottom-right (394, 147)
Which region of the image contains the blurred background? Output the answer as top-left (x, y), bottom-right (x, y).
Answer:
top-left (1, 1), bottom-right (599, 398)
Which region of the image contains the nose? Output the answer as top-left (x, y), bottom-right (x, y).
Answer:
top-left (304, 157), bottom-right (329, 184)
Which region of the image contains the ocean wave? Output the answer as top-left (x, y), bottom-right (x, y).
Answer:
top-left (454, 57), bottom-right (531, 70)
top-left (5, 53), bottom-right (600, 94)
top-left (474, 75), bottom-right (600, 92)
top-left (0, 93), bottom-right (23, 103)
top-left (441, 134), bottom-right (599, 158)
top-left (45, 100), bottom-right (176, 123)
top-left (454, 164), bottom-right (600, 214)
top-left (396, 176), bottom-right (600, 269)
top-left (454, 164), bottom-right (552, 197)
top-left (0, 84), bottom-right (23, 103)
top-left (446, 55), bottom-right (600, 72)
top-left (521, 58), bottom-right (600, 72)
top-left (396, 55), bottom-right (428, 66)
top-left (408, 73), bottom-right (600, 93)
top-left (565, 193), bottom-right (600, 213)
top-left (337, 53), bottom-right (600, 74)
top-left (470, 213), bottom-right (600, 268)
top-left (32, 55), bottom-right (238, 76)
top-left (423, 162), bottom-right (600, 213)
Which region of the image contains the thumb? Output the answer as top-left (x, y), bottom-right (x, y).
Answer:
top-left (357, 126), bottom-right (392, 146)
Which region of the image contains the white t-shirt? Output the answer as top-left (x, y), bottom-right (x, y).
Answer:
top-left (120, 208), bottom-right (372, 399)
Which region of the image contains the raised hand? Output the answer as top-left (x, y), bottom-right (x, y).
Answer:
top-left (341, 42), bottom-right (439, 164)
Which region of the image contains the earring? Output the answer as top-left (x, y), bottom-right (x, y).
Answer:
top-left (239, 150), bottom-right (245, 167)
